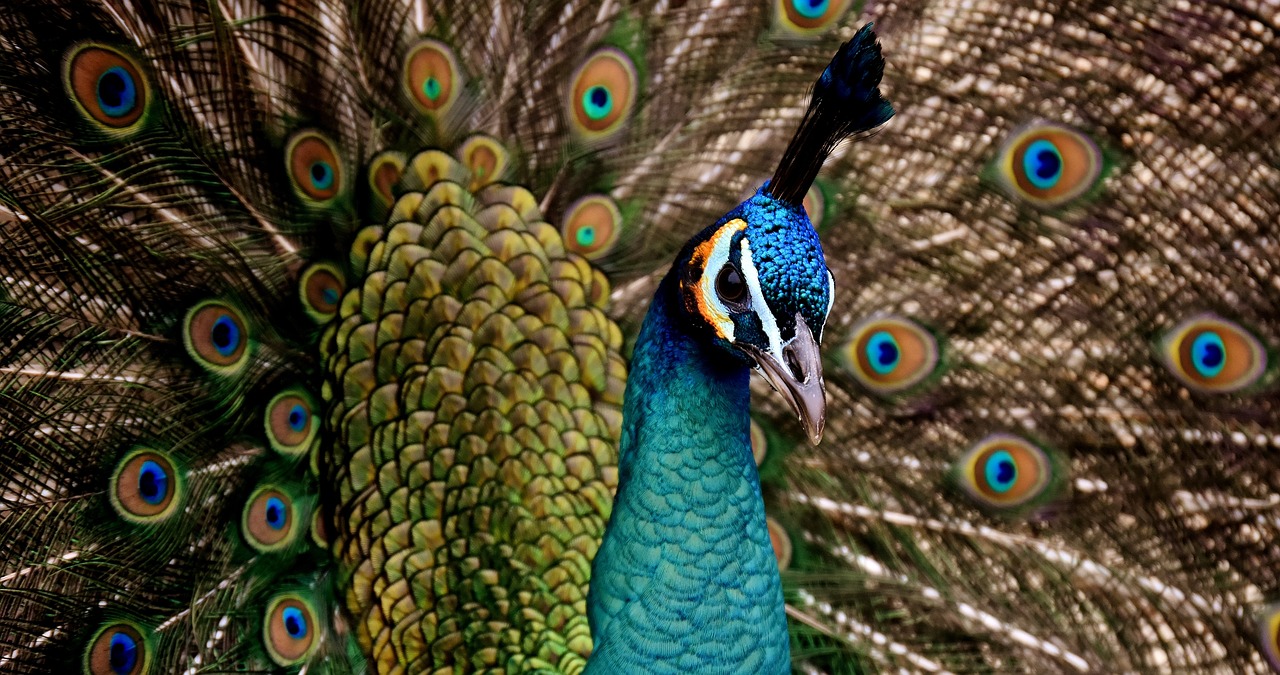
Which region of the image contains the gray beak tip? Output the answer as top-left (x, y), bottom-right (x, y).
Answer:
top-left (744, 313), bottom-right (827, 447)
top-left (807, 419), bottom-right (825, 446)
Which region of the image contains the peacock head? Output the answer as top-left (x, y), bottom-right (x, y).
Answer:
top-left (673, 22), bottom-right (894, 445)
top-left (677, 188), bottom-right (833, 444)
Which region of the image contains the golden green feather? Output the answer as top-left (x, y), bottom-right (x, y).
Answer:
top-left (322, 148), bottom-right (624, 672)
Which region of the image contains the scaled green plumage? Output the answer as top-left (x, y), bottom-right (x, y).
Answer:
top-left (323, 149), bottom-right (623, 672)
top-left (0, 0), bottom-right (1278, 674)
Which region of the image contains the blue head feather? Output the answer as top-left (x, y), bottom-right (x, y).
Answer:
top-left (723, 186), bottom-right (831, 340)
top-left (667, 185), bottom-right (833, 363)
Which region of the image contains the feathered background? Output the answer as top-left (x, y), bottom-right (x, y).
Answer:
top-left (0, 0), bottom-right (1277, 672)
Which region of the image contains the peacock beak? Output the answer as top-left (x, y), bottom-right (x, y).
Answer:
top-left (743, 314), bottom-right (826, 445)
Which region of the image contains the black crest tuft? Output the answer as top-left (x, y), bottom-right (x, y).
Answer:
top-left (766, 23), bottom-right (895, 205)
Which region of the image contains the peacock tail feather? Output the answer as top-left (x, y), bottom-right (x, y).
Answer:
top-left (0, 0), bottom-right (1277, 673)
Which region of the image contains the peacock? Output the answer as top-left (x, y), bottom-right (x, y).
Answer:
top-left (1, 0), bottom-right (1279, 674)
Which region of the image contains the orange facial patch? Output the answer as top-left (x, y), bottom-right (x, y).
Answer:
top-left (684, 219), bottom-right (746, 339)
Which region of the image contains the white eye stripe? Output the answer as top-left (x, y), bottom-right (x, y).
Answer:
top-left (738, 238), bottom-right (785, 361)
top-left (698, 222), bottom-right (739, 341)
top-left (825, 270), bottom-right (835, 320)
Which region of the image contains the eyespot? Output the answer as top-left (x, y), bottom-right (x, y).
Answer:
top-left (955, 434), bottom-right (1059, 511)
top-left (348, 225), bottom-right (384, 278)
top-left (183, 300), bottom-right (251, 375)
top-left (457, 135), bottom-right (509, 190)
top-left (801, 182), bottom-right (828, 231)
top-left (311, 510), bottom-right (330, 549)
top-left (841, 316), bottom-right (939, 396)
top-left (568, 47), bottom-right (638, 143)
top-left (715, 265), bottom-right (747, 305)
top-left (561, 195), bottom-right (622, 261)
top-left (64, 44), bottom-right (151, 132)
top-left (266, 389), bottom-right (319, 457)
top-left (109, 448), bottom-right (181, 523)
top-left (299, 263), bottom-right (345, 323)
top-left (750, 418), bottom-right (768, 467)
top-left (766, 516), bottom-right (792, 571)
top-left (994, 122), bottom-right (1103, 208)
top-left (264, 594), bottom-right (318, 666)
top-left (403, 39), bottom-right (463, 118)
top-left (368, 151), bottom-right (406, 208)
top-left (286, 131), bottom-right (343, 204)
top-left (1258, 603), bottom-right (1280, 671)
top-left (243, 487), bottom-right (297, 552)
top-left (85, 622), bottom-right (149, 675)
top-left (774, 0), bottom-right (853, 37)
top-left (1159, 313), bottom-right (1268, 393)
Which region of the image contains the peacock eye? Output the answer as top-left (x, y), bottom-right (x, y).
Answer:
top-left (367, 151), bottom-right (406, 209)
top-left (715, 265), bottom-right (747, 305)
top-left (286, 131), bottom-right (343, 204)
top-left (841, 315), bottom-right (940, 396)
top-left (266, 388), bottom-right (319, 458)
top-left (1258, 603), bottom-right (1280, 671)
top-left (457, 134), bottom-right (509, 189)
top-left (562, 194), bottom-right (623, 261)
top-left (1158, 313), bottom-right (1268, 393)
top-left (184, 300), bottom-right (251, 376)
top-left (110, 448), bottom-right (182, 523)
top-left (774, 0), bottom-right (853, 37)
top-left (299, 262), bottom-right (345, 323)
top-left (567, 47), bottom-right (638, 143)
top-left (64, 44), bottom-right (152, 134)
top-left (403, 39), bottom-right (462, 117)
top-left (802, 182), bottom-right (829, 231)
top-left (992, 121), bottom-right (1103, 208)
top-left (766, 516), bottom-right (792, 571)
top-left (243, 486), bottom-right (298, 552)
top-left (953, 434), bottom-right (1061, 514)
top-left (310, 509), bottom-right (330, 549)
top-left (264, 594), bottom-right (318, 666)
top-left (750, 418), bottom-right (769, 466)
top-left (85, 622), bottom-right (149, 675)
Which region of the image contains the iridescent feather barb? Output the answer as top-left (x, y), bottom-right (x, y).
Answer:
top-left (0, 0), bottom-right (1278, 674)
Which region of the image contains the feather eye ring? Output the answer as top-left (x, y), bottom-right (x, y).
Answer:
top-left (64, 44), bottom-right (152, 133)
top-left (993, 121), bottom-right (1103, 208)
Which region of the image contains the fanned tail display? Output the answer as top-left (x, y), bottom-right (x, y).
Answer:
top-left (0, 1), bottom-right (1277, 673)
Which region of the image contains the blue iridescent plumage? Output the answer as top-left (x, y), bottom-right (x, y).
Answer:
top-left (585, 24), bottom-right (894, 672)
top-left (585, 272), bottom-right (790, 673)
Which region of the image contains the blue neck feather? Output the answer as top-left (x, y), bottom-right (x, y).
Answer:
top-left (585, 274), bottom-right (789, 674)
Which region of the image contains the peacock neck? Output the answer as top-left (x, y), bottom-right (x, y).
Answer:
top-left (585, 273), bottom-right (790, 674)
